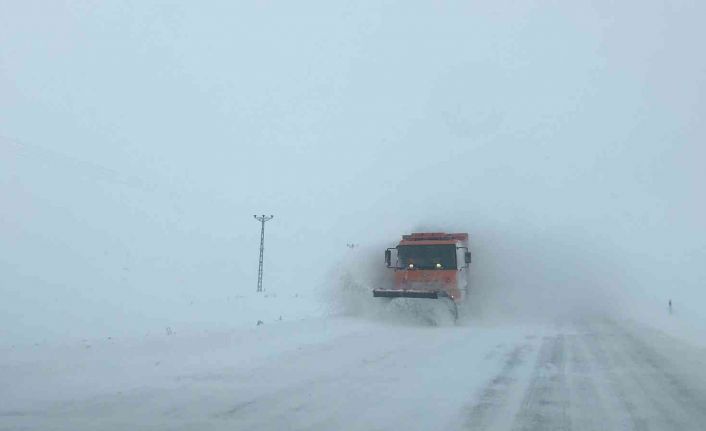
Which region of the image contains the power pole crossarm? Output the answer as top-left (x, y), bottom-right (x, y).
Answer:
top-left (253, 214), bottom-right (274, 293)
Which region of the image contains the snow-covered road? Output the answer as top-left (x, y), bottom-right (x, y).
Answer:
top-left (462, 319), bottom-right (706, 431)
top-left (2, 317), bottom-right (705, 430)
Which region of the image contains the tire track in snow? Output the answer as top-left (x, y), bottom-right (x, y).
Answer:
top-left (461, 319), bottom-right (706, 431)
top-left (511, 334), bottom-right (571, 431)
top-left (565, 331), bottom-right (624, 430)
top-left (463, 341), bottom-right (536, 431)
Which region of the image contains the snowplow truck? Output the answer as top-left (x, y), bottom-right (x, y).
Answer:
top-left (374, 233), bottom-right (471, 316)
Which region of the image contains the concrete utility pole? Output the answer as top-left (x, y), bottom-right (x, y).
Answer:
top-left (253, 214), bottom-right (274, 292)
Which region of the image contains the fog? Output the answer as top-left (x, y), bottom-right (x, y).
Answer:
top-left (2, 1), bottom-right (705, 344)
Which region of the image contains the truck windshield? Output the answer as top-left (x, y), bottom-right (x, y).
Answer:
top-left (397, 245), bottom-right (457, 270)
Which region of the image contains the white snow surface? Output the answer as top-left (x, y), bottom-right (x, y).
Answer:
top-left (2, 295), bottom-right (706, 431)
top-left (0, 313), bottom-right (536, 430)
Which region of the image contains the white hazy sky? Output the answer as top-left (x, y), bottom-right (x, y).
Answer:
top-left (2, 1), bottom-right (705, 342)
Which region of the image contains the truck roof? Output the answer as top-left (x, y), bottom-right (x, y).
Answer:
top-left (401, 232), bottom-right (468, 241)
top-left (399, 232), bottom-right (468, 246)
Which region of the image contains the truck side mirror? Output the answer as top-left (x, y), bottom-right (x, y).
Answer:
top-left (385, 249), bottom-right (392, 267)
top-left (465, 251), bottom-right (472, 264)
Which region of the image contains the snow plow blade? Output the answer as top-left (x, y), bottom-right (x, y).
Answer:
top-left (373, 289), bottom-right (440, 299)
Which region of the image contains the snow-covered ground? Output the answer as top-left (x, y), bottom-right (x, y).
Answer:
top-left (0, 313), bottom-right (534, 430)
top-left (2, 296), bottom-right (706, 431)
top-left (626, 299), bottom-right (706, 350)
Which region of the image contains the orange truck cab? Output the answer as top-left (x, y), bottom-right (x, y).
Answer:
top-left (374, 232), bottom-right (472, 304)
